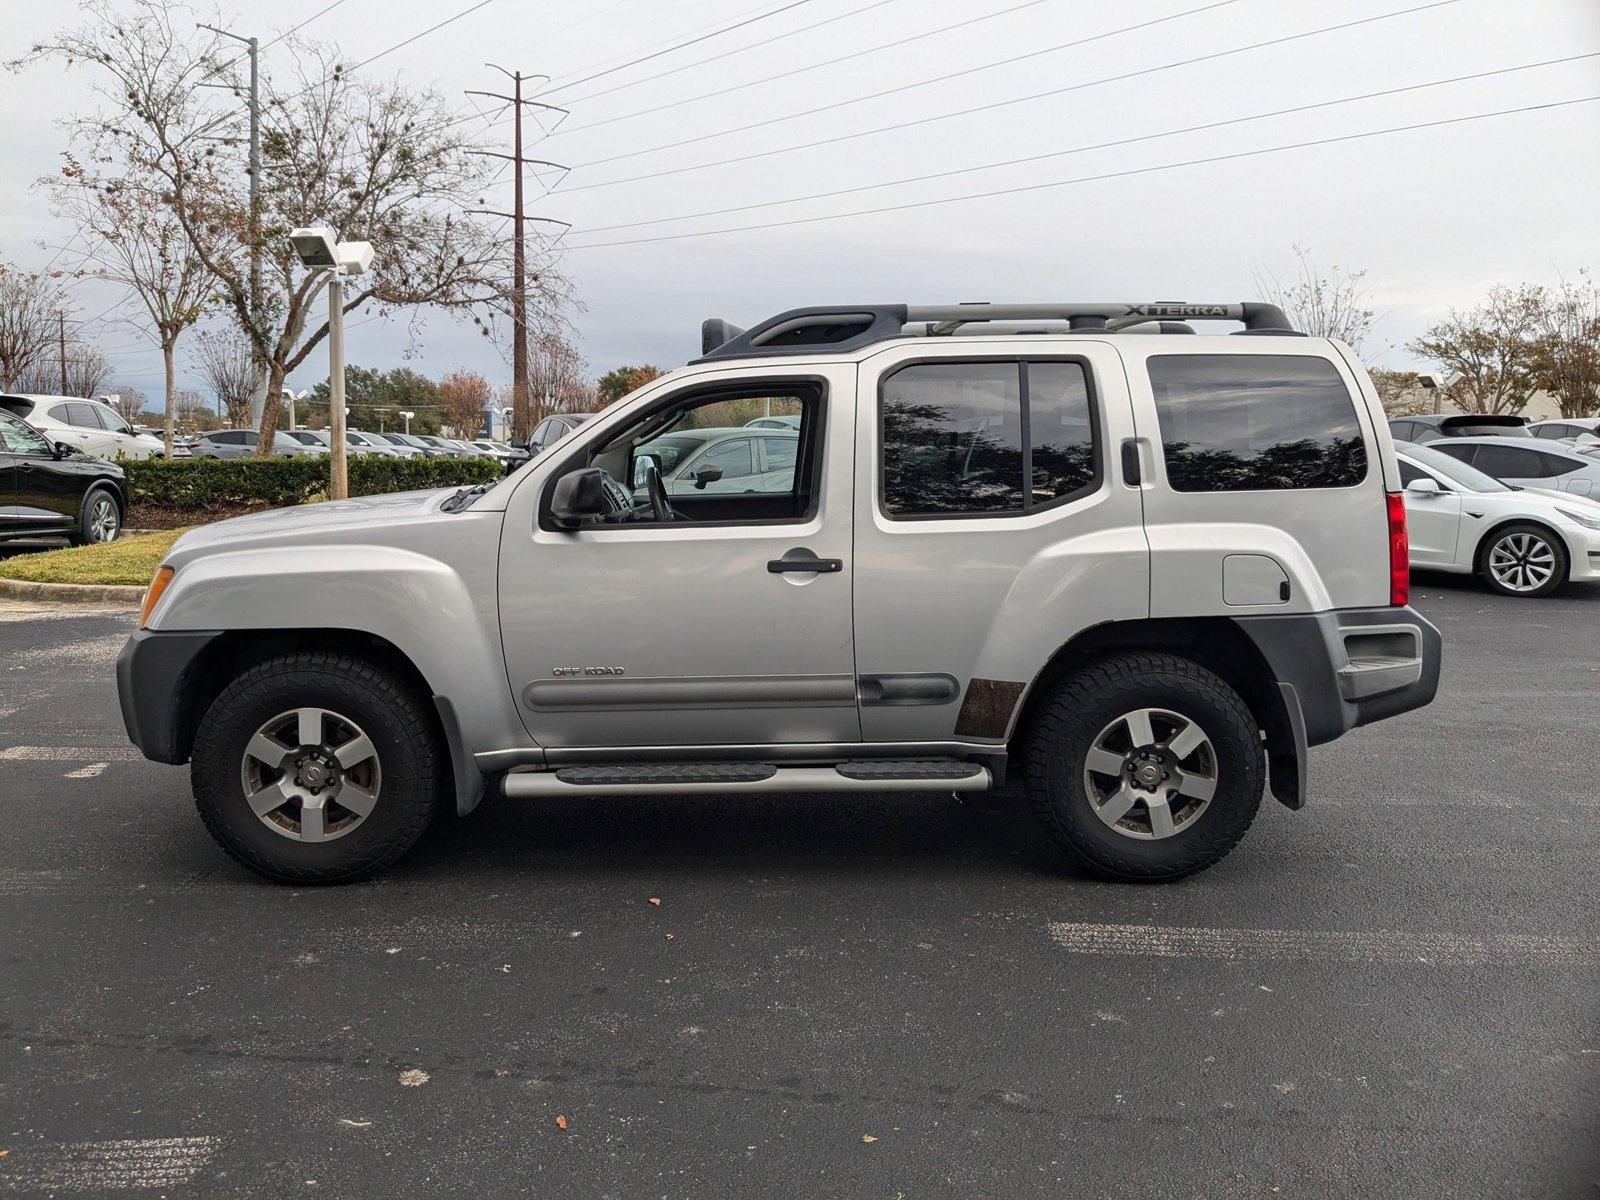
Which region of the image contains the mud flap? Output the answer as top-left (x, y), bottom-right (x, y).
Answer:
top-left (1269, 681), bottom-right (1308, 810)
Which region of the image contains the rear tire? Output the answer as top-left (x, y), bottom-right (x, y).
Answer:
top-left (1478, 523), bottom-right (1566, 597)
top-left (191, 652), bottom-right (445, 883)
top-left (1023, 653), bottom-right (1263, 882)
top-left (69, 487), bottom-right (121, 546)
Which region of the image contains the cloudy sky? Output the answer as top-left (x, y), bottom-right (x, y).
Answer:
top-left (2, 0), bottom-right (1597, 404)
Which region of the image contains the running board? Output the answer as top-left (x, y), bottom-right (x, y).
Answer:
top-left (502, 759), bottom-right (991, 797)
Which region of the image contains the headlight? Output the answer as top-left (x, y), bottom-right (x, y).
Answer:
top-left (1556, 506), bottom-right (1600, 531)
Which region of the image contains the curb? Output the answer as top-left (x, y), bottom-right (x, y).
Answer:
top-left (0, 577), bottom-right (144, 606)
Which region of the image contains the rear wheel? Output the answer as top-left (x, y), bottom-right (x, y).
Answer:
top-left (191, 652), bottom-right (444, 882)
top-left (1023, 653), bottom-right (1263, 881)
top-left (1479, 523), bottom-right (1566, 597)
top-left (69, 487), bottom-right (120, 546)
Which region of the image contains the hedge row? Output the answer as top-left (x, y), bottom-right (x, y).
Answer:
top-left (123, 454), bottom-right (503, 509)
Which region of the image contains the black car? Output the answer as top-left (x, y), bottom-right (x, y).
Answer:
top-left (0, 408), bottom-right (127, 545)
top-left (1388, 413), bottom-right (1531, 444)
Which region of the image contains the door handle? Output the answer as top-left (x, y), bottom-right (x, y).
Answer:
top-left (767, 549), bottom-right (843, 574)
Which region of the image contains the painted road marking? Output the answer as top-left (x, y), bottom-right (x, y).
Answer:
top-left (0, 1136), bottom-right (217, 1192)
top-left (0, 745), bottom-right (143, 762)
top-left (63, 763), bottom-right (107, 779)
top-left (1046, 921), bottom-right (1596, 968)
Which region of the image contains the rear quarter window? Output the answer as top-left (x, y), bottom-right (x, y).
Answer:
top-left (1147, 355), bottom-right (1368, 492)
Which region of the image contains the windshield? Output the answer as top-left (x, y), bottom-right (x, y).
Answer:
top-left (1402, 444), bottom-right (1511, 493)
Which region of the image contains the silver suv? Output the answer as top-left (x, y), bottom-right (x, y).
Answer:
top-left (117, 300), bottom-right (1440, 884)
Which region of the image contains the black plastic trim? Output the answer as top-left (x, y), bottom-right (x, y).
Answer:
top-left (858, 673), bottom-right (960, 706)
top-left (432, 694), bottom-right (485, 817)
top-left (116, 629), bottom-right (224, 764)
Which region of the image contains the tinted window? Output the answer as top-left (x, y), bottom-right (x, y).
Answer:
top-left (1389, 421), bottom-right (1415, 442)
top-left (0, 411), bottom-right (51, 454)
top-left (1431, 442), bottom-right (1471, 463)
top-left (1397, 461), bottom-right (1427, 487)
top-left (760, 435), bottom-right (798, 475)
top-left (1531, 451), bottom-right (1578, 478)
top-left (697, 437), bottom-right (754, 479)
top-left (94, 406), bottom-right (131, 434)
top-left (1413, 426), bottom-right (1443, 443)
top-left (1471, 444), bottom-right (1551, 478)
top-left (881, 360), bottom-right (1096, 517)
top-left (1147, 355), bottom-right (1367, 492)
top-left (64, 403), bottom-right (102, 428)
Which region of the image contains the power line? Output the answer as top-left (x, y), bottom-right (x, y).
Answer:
top-left (537, 0), bottom-right (784, 88)
top-left (568, 0), bottom-right (1240, 168)
top-left (559, 95), bottom-right (1599, 250)
top-left (540, 0), bottom-right (814, 97)
top-left (553, 0), bottom-right (1465, 193)
top-left (575, 52), bottom-right (1599, 234)
top-left (555, 0), bottom-right (905, 108)
top-left (348, 0), bottom-right (500, 74)
top-left (547, 0), bottom-right (1054, 138)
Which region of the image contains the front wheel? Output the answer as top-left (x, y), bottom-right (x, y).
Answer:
top-left (191, 652), bottom-right (445, 882)
top-left (1479, 524), bottom-right (1567, 597)
top-left (1023, 653), bottom-right (1264, 882)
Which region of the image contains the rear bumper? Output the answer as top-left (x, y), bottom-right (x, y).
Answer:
top-left (1234, 605), bottom-right (1442, 748)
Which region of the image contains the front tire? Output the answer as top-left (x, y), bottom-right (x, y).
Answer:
top-left (191, 652), bottom-right (445, 882)
top-left (1023, 653), bottom-right (1264, 882)
top-left (1478, 523), bottom-right (1567, 597)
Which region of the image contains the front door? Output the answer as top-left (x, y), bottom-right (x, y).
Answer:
top-left (0, 411), bottom-right (78, 535)
top-left (1396, 462), bottom-right (1462, 565)
top-left (498, 364), bottom-right (859, 751)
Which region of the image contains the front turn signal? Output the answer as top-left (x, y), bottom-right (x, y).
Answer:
top-left (139, 566), bottom-right (174, 629)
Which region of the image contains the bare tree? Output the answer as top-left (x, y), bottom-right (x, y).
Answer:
top-left (528, 329), bottom-right (593, 420)
top-left (10, 340), bottom-right (110, 398)
top-left (1529, 273), bottom-right (1600, 419)
top-left (1253, 245), bottom-right (1376, 350)
top-left (105, 386), bottom-right (148, 420)
top-left (20, 2), bottom-right (572, 456)
top-left (192, 328), bottom-right (256, 426)
top-left (48, 154), bottom-right (218, 455)
top-left (175, 388), bottom-right (221, 432)
top-left (1407, 285), bottom-right (1543, 415)
top-left (0, 265), bottom-right (66, 390)
top-left (64, 346), bottom-right (112, 399)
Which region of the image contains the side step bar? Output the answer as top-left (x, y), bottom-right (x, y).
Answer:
top-left (503, 759), bottom-right (991, 798)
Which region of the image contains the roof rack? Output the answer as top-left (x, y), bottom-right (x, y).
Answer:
top-left (695, 301), bottom-right (1300, 361)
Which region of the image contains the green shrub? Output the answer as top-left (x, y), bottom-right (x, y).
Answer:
top-left (124, 454), bottom-right (501, 510)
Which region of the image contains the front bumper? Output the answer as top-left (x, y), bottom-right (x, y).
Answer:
top-left (116, 629), bottom-right (224, 764)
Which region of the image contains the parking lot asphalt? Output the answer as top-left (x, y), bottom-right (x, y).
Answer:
top-left (0, 576), bottom-right (1595, 1198)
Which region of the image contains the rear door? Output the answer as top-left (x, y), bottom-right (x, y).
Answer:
top-left (851, 340), bottom-right (1144, 743)
top-left (1127, 343), bottom-right (1391, 611)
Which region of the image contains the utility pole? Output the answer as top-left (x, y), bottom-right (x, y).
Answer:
top-left (57, 311), bottom-right (68, 394)
top-left (199, 24), bottom-right (262, 422)
top-left (466, 65), bottom-right (571, 443)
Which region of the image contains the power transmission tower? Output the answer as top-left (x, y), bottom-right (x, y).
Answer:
top-left (465, 65), bottom-right (571, 442)
top-left (198, 23), bottom-right (263, 422)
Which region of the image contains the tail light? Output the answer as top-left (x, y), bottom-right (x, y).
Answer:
top-left (1385, 492), bottom-right (1408, 607)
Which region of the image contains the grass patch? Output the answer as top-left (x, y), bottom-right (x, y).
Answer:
top-left (0, 529), bottom-right (186, 587)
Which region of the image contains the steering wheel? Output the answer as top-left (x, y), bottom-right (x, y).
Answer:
top-left (641, 462), bottom-right (680, 522)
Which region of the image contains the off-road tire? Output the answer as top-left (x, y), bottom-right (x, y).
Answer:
top-left (191, 652), bottom-right (444, 883)
top-left (1023, 653), bottom-right (1263, 882)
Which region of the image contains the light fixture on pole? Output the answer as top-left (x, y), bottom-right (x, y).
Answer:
top-left (399, 410), bottom-right (415, 435)
top-left (280, 387), bottom-right (311, 431)
top-left (288, 228), bottom-right (374, 500)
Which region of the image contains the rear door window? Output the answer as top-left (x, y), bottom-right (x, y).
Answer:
top-left (1470, 443), bottom-right (1547, 477)
top-left (64, 403), bottom-right (102, 428)
top-left (1146, 355), bottom-right (1368, 492)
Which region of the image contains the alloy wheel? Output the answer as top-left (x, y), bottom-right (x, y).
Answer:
top-left (88, 495), bottom-right (119, 542)
top-left (239, 708), bottom-right (382, 843)
top-left (1082, 707), bottom-right (1218, 840)
top-left (1487, 532), bottom-right (1556, 593)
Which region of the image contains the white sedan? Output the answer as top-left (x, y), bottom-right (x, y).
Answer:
top-left (1397, 443), bottom-right (1600, 597)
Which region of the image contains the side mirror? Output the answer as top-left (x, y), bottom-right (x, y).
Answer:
top-left (550, 467), bottom-right (609, 530)
top-left (692, 464), bottom-right (724, 490)
top-left (53, 441), bottom-right (74, 459)
top-left (1404, 477), bottom-right (1443, 496)
top-left (509, 437), bottom-right (528, 451)
top-left (632, 452), bottom-right (663, 488)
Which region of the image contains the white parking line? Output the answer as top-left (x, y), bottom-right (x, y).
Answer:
top-left (0, 745), bottom-right (142, 762)
top-left (63, 763), bottom-right (107, 779)
top-left (0, 1136), bottom-right (218, 1192)
top-left (1046, 921), bottom-right (1596, 968)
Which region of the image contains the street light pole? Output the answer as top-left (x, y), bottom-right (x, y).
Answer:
top-left (328, 269), bottom-right (347, 500)
top-left (400, 410), bottom-right (414, 435)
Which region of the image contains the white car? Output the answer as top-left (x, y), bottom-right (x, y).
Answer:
top-left (1397, 443), bottom-right (1600, 596)
top-left (1526, 417), bottom-right (1600, 446)
top-left (283, 429), bottom-right (400, 457)
top-left (0, 394), bottom-right (164, 460)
